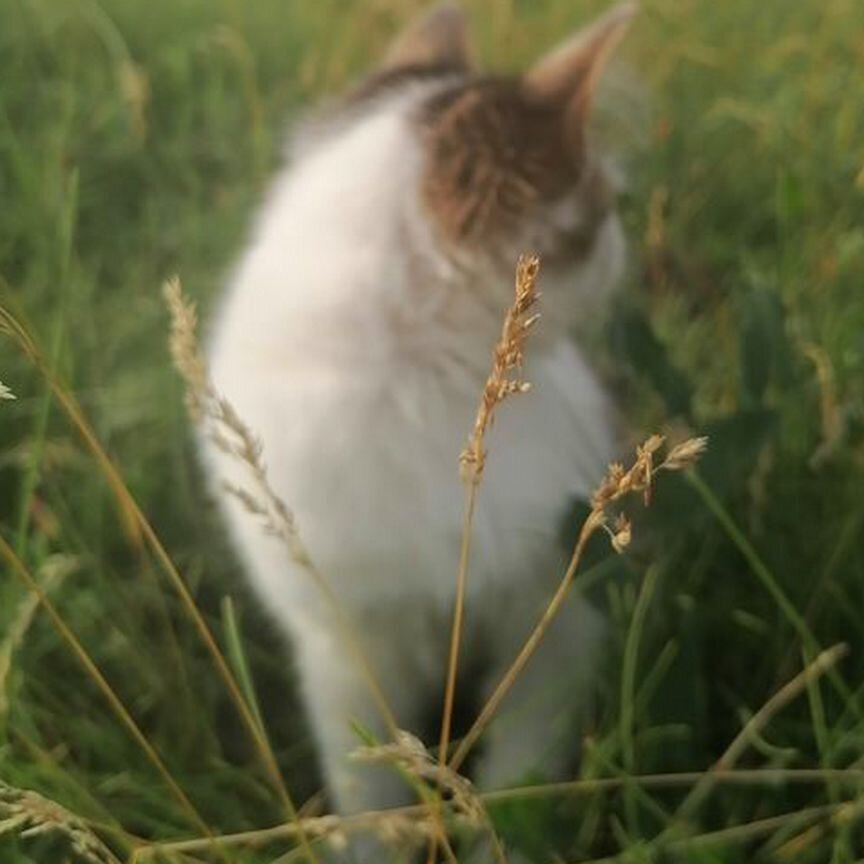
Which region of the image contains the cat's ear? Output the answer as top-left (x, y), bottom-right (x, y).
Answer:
top-left (523, 2), bottom-right (636, 125)
top-left (382, 2), bottom-right (474, 73)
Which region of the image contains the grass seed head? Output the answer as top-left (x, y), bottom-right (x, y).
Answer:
top-left (591, 435), bottom-right (708, 551)
top-left (162, 276), bottom-right (207, 420)
top-left (663, 435), bottom-right (710, 471)
top-left (460, 254), bottom-right (541, 484)
top-left (162, 276), bottom-right (315, 571)
top-left (0, 781), bottom-right (120, 864)
top-left (610, 513), bottom-right (632, 553)
top-left (353, 731), bottom-right (485, 828)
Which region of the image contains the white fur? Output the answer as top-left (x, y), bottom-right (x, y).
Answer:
top-left (202, 81), bottom-right (624, 845)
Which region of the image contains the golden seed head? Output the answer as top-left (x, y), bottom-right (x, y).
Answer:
top-left (589, 432), bottom-right (707, 554)
top-left (352, 730), bottom-right (484, 827)
top-left (460, 254), bottom-right (541, 484)
top-left (610, 514), bottom-right (632, 554)
top-left (162, 276), bottom-right (207, 420)
top-left (162, 276), bottom-right (315, 572)
top-left (584, 508), bottom-right (608, 535)
top-left (663, 436), bottom-right (710, 471)
top-left (0, 780), bottom-right (118, 864)
top-left (640, 434), bottom-right (666, 456)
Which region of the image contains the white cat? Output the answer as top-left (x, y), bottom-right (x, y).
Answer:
top-left (202, 0), bottom-right (633, 850)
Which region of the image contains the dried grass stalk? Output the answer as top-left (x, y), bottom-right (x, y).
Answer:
top-left (0, 780), bottom-right (121, 864)
top-left (435, 257), bottom-right (544, 864)
top-left (451, 432), bottom-right (709, 771)
top-left (354, 732), bottom-right (485, 830)
top-left (163, 277), bottom-right (313, 568)
top-left (0, 555), bottom-right (78, 717)
top-left (460, 254), bottom-right (540, 484)
top-left (442, 256), bottom-right (543, 760)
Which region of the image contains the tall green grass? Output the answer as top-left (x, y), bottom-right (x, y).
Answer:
top-left (2, 0), bottom-right (863, 861)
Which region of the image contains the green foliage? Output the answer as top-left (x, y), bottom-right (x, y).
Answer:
top-left (1, 0), bottom-right (863, 861)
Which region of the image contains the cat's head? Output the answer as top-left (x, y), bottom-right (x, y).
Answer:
top-left (355, 2), bottom-right (636, 313)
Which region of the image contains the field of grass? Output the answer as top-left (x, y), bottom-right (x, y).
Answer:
top-left (2, 0), bottom-right (864, 861)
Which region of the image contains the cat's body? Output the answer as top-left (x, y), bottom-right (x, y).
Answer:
top-left (202, 0), bottom-right (633, 849)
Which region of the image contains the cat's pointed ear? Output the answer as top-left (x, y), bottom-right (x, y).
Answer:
top-left (382, 2), bottom-right (474, 73)
top-left (523, 2), bottom-right (636, 120)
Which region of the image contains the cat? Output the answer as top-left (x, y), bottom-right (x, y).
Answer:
top-left (201, 0), bottom-right (634, 856)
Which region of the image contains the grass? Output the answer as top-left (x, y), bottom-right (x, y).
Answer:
top-left (1, 0), bottom-right (863, 861)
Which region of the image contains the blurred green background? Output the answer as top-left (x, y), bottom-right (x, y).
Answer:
top-left (1, 0), bottom-right (863, 861)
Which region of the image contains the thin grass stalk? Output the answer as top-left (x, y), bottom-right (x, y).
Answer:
top-left (14, 306), bottom-right (62, 553)
top-left (432, 256), bottom-right (541, 864)
top-left (5, 295), bottom-right (194, 717)
top-left (619, 563), bottom-right (660, 834)
top-left (482, 768), bottom-right (864, 803)
top-left (425, 485), bottom-right (480, 864)
top-left (577, 740), bottom-right (674, 832)
top-left (0, 557), bottom-right (73, 717)
top-left (777, 507), bottom-right (864, 682)
top-left (616, 644), bottom-right (853, 862)
top-left (1, 307), bottom-right (285, 779)
top-left (770, 795), bottom-right (864, 859)
top-left (9, 728), bottom-right (149, 864)
top-left (672, 643), bottom-right (848, 824)
top-left (438, 488), bottom-right (478, 768)
top-left (221, 597), bottom-right (270, 745)
top-left (0, 305), bottom-right (318, 861)
top-left (688, 471), bottom-right (862, 723)
top-left (802, 643), bottom-right (844, 850)
top-left (450, 435), bottom-right (708, 773)
top-left (15, 171), bottom-right (76, 556)
top-left (0, 535), bottom-right (214, 846)
top-left (440, 254), bottom-right (540, 762)
top-left (138, 808), bottom-right (428, 860)
top-left (141, 767), bottom-right (864, 859)
top-left (580, 801), bottom-right (856, 864)
top-left (450, 510), bottom-right (601, 773)
top-left (11, 727), bottom-right (127, 835)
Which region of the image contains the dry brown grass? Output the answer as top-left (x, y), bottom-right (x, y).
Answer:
top-left (459, 254), bottom-right (541, 485)
top-left (0, 780), bottom-right (120, 864)
top-left (449, 429), bottom-right (708, 775)
top-left (164, 277), bottom-right (317, 573)
top-left (440, 254), bottom-right (541, 771)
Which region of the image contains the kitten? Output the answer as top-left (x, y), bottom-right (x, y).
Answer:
top-left (202, 0), bottom-right (633, 851)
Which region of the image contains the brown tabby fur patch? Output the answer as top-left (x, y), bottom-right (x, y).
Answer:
top-left (420, 78), bottom-right (596, 246)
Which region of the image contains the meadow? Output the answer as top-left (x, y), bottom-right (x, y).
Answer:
top-left (1, 0), bottom-right (863, 861)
